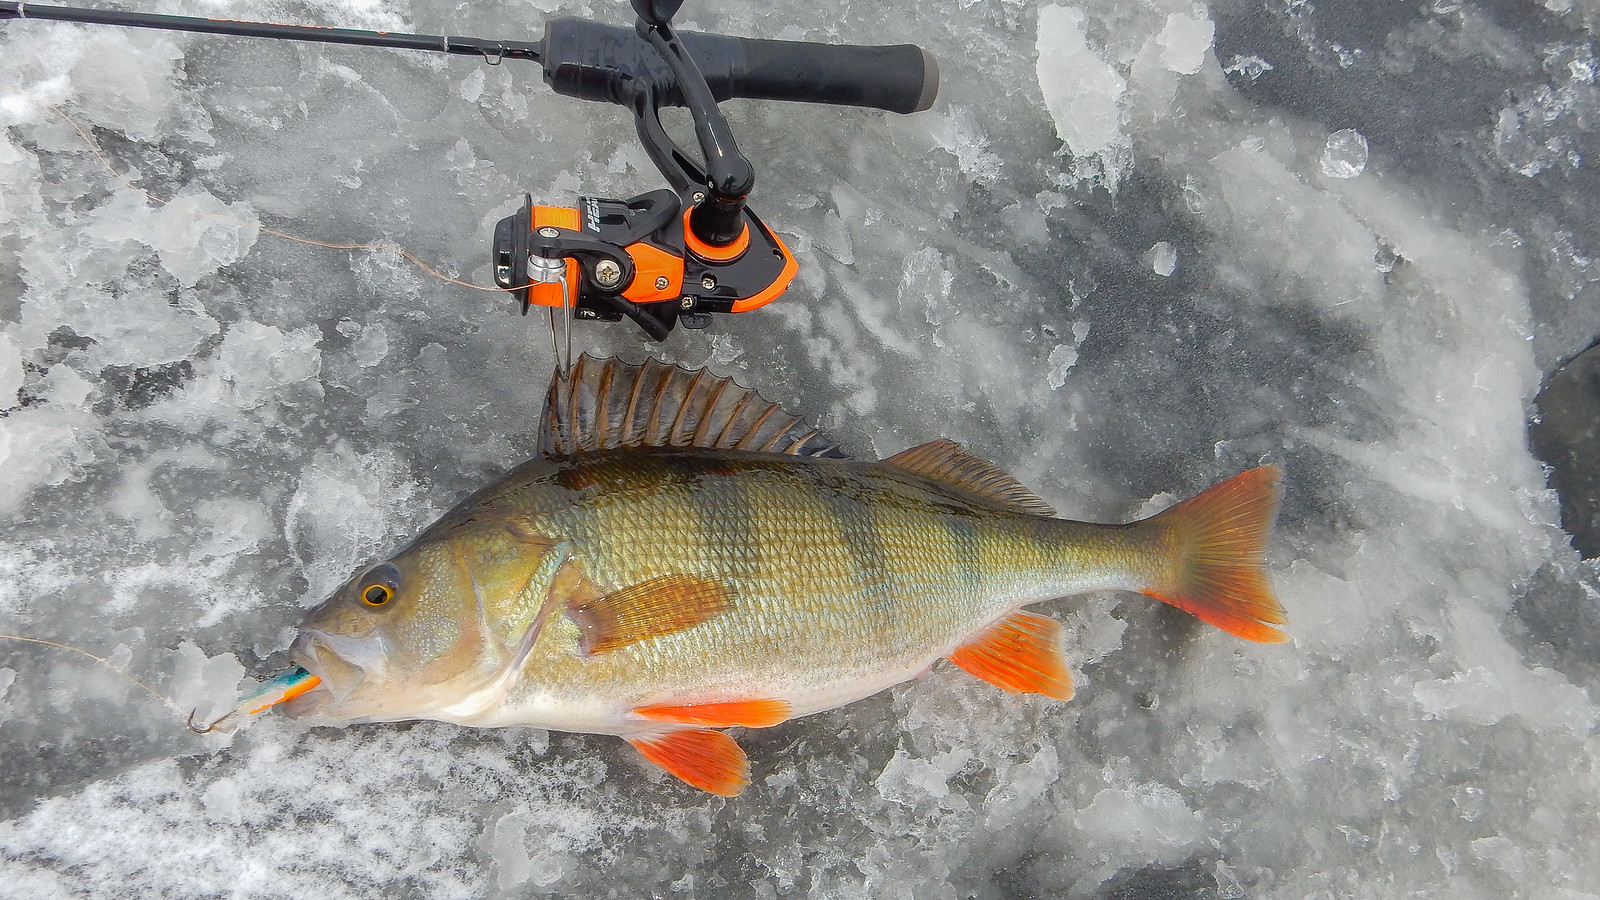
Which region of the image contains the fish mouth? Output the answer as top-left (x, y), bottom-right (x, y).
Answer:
top-left (284, 630), bottom-right (382, 718)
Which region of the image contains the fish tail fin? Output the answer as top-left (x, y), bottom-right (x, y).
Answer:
top-left (1141, 465), bottom-right (1289, 643)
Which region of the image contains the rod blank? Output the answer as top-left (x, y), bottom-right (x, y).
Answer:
top-left (0, 1), bottom-right (541, 62)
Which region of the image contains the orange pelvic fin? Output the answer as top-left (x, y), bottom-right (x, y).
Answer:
top-left (567, 573), bottom-right (735, 655)
top-left (948, 610), bottom-right (1074, 701)
top-left (635, 698), bottom-right (792, 728)
top-left (1144, 465), bottom-right (1289, 643)
top-left (627, 729), bottom-right (750, 797)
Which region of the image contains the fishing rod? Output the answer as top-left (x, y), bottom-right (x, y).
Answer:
top-left (1, 0), bottom-right (940, 340)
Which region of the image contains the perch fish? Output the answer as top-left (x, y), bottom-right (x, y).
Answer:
top-left (240, 355), bottom-right (1286, 796)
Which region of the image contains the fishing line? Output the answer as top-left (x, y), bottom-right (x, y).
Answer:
top-left (16, 90), bottom-right (589, 365)
top-left (10, 88), bottom-right (533, 295)
top-left (0, 632), bottom-right (187, 719)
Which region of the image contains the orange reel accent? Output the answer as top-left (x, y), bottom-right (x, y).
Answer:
top-left (622, 240), bottom-right (685, 303)
top-left (682, 208), bottom-right (750, 262)
top-left (730, 227), bottom-right (797, 312)
top-left (528, 205), bottom-right (582, 308)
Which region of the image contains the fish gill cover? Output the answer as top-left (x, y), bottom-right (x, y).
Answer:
top-left (1, 0), bottom-right (1599, 898)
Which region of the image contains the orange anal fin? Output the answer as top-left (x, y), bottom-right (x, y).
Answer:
top-left (1146, 465), bottom-right (1289, 644)
top-left (627, 729), bottom-right (750, 797)
top-left (567, 574), bottom-right (735, 655)
top-left (634, 698), bottom-right (791, 728)
top-left (948, 610), bottom-right (1074, 701)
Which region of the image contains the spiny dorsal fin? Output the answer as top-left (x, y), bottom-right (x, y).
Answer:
top-left (541, 354), bottom-right (846, 459)
top-left (883, 439), bottom-right (1056, 517)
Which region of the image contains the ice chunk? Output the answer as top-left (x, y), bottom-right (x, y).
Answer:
top-left (65, 30), bottom-right (185, 143)
top-left (930, 106), bottom-right (1004, 185)
top-left (1036, 5), bottom-right (1127, 158)
top-left (1321, 128), bottom-right (1370, 178)
top-left (169, 642), bottom-right (245, 729)
top-left (0, 406), bottom-right (92, 518)
top-left (707, 332), bottom-right (744, 366)
top-left (1066, 779), bottom-right (1207, 892)
top-left (1157, 12), bottom-right (1216, 76)
top-left (1046, 321), bottom-right (1091, 389)
top-left (144, 189), bottom-right (261, 287)
top-left (896, 247), bottom-right (954, 326)
top-left (1472, 836), bottom-right (1531, 877)
top-left (217, 321), bottom-right (322, 411)
top-left (0, 333), bottom-right (22, 411)
top-left (875, 747), bottom-right (973, 807)
top-left (37, 364), bottom-right (93, 408)
top-left (337, 319), bottom-right (390, 368)
top-left (284, 445), bottom-right (417, 603)
top-left (1412, 608), bottom-right (1598, 734)
top-left (484, 804), bottom-right (611, 890)
top-left (1223, 54), bottom-right (1275, 83)
top-left (1047, 343), bottom-right (1079, 387)
top-left (1145, 241), bottom-right (1178, 276)
top-left (45, 285), bottom-right (221, 369)
top-left (984, 745), bottom-right (1060, 828)
top-left (1000, 201), bottom-right (1051, 245)
top-left (460, 69), bottom-right (486, 104)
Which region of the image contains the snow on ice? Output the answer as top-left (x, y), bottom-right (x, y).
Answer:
top-left (3, 0), bottom-right (1600, 897)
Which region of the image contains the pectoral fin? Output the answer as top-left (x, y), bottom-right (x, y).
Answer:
top-left (567, 574), bottom-right (735, 655)
top-left (627, 729), bottom-right (750, 796)
top-left (948, 610), bottom-right (1074, 701)
top-left (635, 698), bottom-right (791, 728)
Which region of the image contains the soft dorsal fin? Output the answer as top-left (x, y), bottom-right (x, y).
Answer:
top-left (883, 439), bottom-right (1056, 517)
top-left (541, 354), bottom-right (846, 459)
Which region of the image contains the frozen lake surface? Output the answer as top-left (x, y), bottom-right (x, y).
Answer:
top-left (3, 0), bottom-right (1600, 896)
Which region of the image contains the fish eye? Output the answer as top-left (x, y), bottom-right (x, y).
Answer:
top-left (358, 562), bottom-right (402, 608)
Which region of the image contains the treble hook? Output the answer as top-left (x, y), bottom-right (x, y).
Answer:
top-left (187, 708), bottom-right (237, 734)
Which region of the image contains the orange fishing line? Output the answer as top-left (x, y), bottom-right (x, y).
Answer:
top-left (0, 632), bottom-right (186, 718)
top-left (13, 86), bottom-right (532, 293)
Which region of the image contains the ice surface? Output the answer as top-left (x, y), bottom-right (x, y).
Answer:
top-left (0, 333), bottom-right (21, 410)
top-left (4, 0), bottom-right (1600, 897)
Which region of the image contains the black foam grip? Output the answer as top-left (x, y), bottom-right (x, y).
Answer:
top-left (716, 36), bottom-right (938, 114)
top-left (541, 19), bottom-right (939, 115)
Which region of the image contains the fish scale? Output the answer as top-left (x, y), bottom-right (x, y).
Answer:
top-left (497, 452), bottom-right (1124, 715)
top-left (256, 354), bottom-right (1286, 796)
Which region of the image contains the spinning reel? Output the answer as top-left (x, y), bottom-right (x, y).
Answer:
top-left (3, 0), bottom-right (940, 340)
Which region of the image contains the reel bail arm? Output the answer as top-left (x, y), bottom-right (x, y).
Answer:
top-left (632, 2), bottom-right (753, 250)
